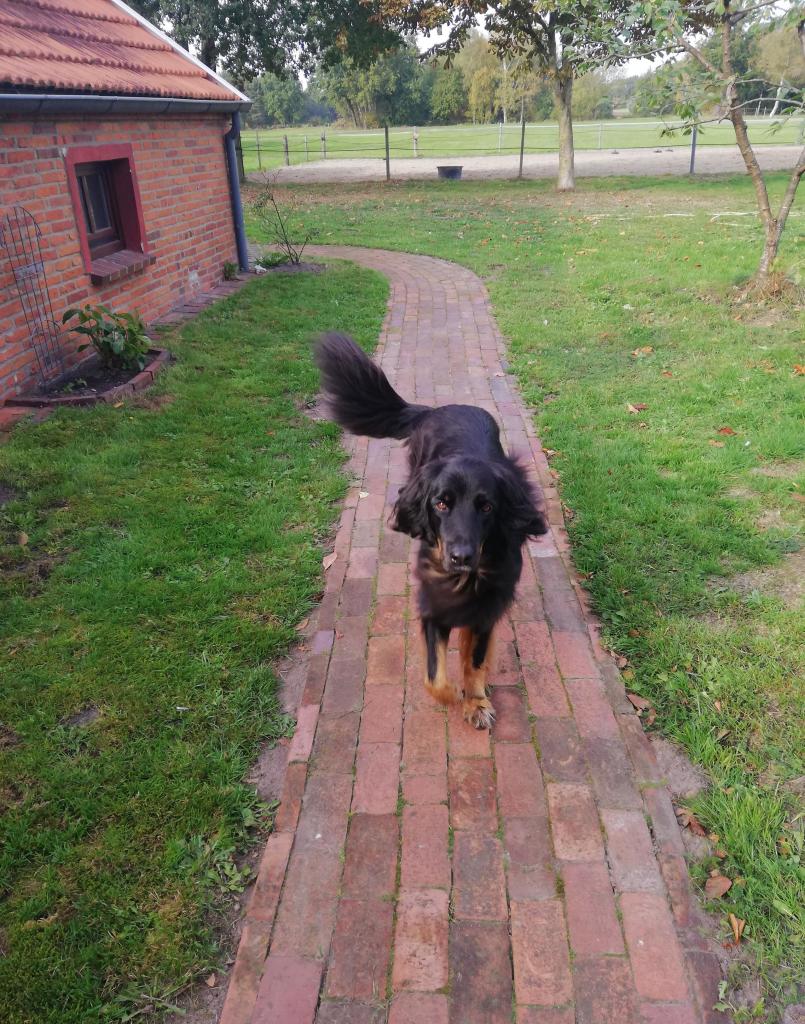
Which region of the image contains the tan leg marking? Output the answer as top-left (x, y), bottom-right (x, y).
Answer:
top-left (424, 631), bottom-right (460, 706)
top-left (459, 626), bottom-right (496, 730)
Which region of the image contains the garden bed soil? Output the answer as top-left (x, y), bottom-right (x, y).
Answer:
top-left (5, 348), bottom-right (171, 408)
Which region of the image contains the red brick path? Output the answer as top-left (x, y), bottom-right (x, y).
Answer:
top-left (219, 248), bottom-right (722, 1024)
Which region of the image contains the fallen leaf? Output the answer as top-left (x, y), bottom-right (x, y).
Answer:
top-left (322, 552), bottom-right (337, 571)
top-left (622, 668), bottom-right (635, 681)
top-left (717, 426), bottom-right (737, 436)
top-left (17, 531), bottom-right (28, 546)
top-left (295, 617), bottom-right (310, 633)
top-left (793, 365), bottom-right (805, 376)
top-left (791, 493), bottom-right (805, 504)
top-left (708, 440), bottom-right (725, 448)
top-left (205, 973), bottom-right (217, 988)
top-left (676, 806), bottom-right (707, 836)
top-left (627, 402), bottom-right (648, 414)
top-left (616, 655), bottom-right (629, 669)
top-left (714, 700), bottom-right (722, 712)
top-left (661, 370), bottom-right (674, 378)
top-left (705, 874), bottom-right (733, 899)
top-left (728, 913), bottom-right (745, 943)
top-left (627, 692), bottom-right (651, 711)
top-left (715, 848), bottom-right (728, 860)
top-left (113, 401), bottom-right (124, 408)
top-left (645, 706), bottom-right (657, 726)
top-left (543, 448), bottom-right (558, 459)
top-left (359, 490), bottom-right (369, 499)
top-left (631, 346), bottom-right (654, 357)
top-left (716, 728), bottom-right (730, 741)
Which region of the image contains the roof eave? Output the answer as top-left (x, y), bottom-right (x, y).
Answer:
top-left (0, 92), bottom-right (251, 116)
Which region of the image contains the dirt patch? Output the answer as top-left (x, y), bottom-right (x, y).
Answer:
top-left (650, 735), bottom-right (709, 800)
top-left (756, 508), bottom-right (784, 530)
top-left (60, 705), bottom-right (100, 728)
top-left (0, 484), bottom-right (19, 507)
top-left (721, 548), bottom-right (805, 609)
top-left (750, 460), bottom-right (805, 480)
top-left (262, 144), bottom-right (801, 186)
top-left (132, 393), bottom-right (176, 412)
top-left (0, 723), bottom-right (21, 749)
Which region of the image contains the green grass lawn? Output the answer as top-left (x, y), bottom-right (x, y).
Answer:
top-left (0, 263), bottom-right (387, 1023)
top-left (247, 175), bottom-right (804, 1014)
top-left (242, 116), bottom-right (805, 171)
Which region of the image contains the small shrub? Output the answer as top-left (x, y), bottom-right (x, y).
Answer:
top-left (62, 304), bottom-right (150, 372)
top-left (254, 252), bottom-right (289, 270)
top-left (223, 260), bottom-right (239, 281)
top-left (252, 177), bottom-right (314, 265)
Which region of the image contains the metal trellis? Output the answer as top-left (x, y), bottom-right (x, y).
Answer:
top-left (0, 205), bottom-right (66, 388)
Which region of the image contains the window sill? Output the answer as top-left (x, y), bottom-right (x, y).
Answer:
top-left (89, 250), bottom-right (155, 286)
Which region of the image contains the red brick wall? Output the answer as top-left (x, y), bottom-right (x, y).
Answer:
top-left (0, 114), bottom-right (238, 400)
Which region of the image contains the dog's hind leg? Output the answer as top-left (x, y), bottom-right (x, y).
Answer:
top-left (423, 620), bottom-right (459, 706)
top-left (459, 626), bottom-right (496, 730)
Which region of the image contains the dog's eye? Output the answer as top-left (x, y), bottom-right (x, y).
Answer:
top-left (435, 499), bottom-right (449, 512)
top-left (480, 503), bottom-right (493, 514)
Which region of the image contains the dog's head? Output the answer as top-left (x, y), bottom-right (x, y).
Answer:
top-left (392, 455), bottom-right (547, 573)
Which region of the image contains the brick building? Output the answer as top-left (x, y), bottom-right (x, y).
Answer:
top-left (0, 0), bottom-right (250, 401)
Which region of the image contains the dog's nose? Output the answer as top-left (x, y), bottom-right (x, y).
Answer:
top-left (449, 546), bottom-right (473, 569)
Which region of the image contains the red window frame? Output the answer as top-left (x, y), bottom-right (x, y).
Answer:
top-left (65, 144), bottom-right (149, 274)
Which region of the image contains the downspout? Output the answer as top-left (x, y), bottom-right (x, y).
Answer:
top-left (225, 111), bottom-right (250, 272)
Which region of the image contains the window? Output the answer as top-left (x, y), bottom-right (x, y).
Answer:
top-left (75, 161), bottom-right (124, 258)
top-left (65, 144), bottom-right (153, 284)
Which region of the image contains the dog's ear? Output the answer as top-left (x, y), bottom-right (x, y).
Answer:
top-left (495, 459), bottom-right (548, 540)
top-left (391, 465), bottom-right (437, 541)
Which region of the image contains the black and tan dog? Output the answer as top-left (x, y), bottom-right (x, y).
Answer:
top-left (315, 333), bottom-right (547, 729)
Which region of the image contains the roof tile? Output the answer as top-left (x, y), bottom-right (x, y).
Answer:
top-left (0, 0), bottom-right (241, 101)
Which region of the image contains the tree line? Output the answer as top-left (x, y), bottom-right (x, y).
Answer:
top-left (130, 0), bottom-right (803, 281)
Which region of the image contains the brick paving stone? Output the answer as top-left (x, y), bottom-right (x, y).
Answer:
top-left (219, 920), bottom-right (273, 1024)
top-left (448, 757), bottom-right (498, 831)
top-left (447, 703), bottom-right (491, 756)
top-left (372, 594), bottom-right (407, 635)
top-left (249, 832), bottom-right (293, 924)
top-left (644, 785), bottom-right (686, 855)
top-left (534, 717), bottom-right (588, 782)
top-left (402, 770), bottom-right (447, 805)
top-left (621, 892), bottom-right (691, 1002)
top-left (334, 615), bottom-right (370, 659)
top-left (546, 783), bottom-right (604, 861)
top-left (503, 816), bottom-right (556, 900)
top-left (403, 707), bottom-right (446, 770)
top-left (316, 1002), bottom-right (385, 1024)
top-left (552, 631), bottom-right (599, 680)
top-left (641, 1003), bottom-right (700, 1024)
top-left (367, 635), bottom-right (406, 685)
top-left (561, 860), bottom-right (624, 955)
top-left (311, 711), bottom-right (360, 772)
top-left (252, 955), bottom-right (322, 1024)
top-left (583, 736), bottom-right (643, 810)
top-left (392, 889), bottom-right (450, 992)
top-left (401, 804), bottom-right (450, 889)
top-left (360, 684), bottom-right (404, 744)
top-left (321, 659), bottom-right (365, 716)
top-left (449, 921), bottom-right (513, 1024)
top-left (452, 832), bottom-right (507, 920)
top-left (490, 685), bottom-right (532, 742)
top-left (273, 761), bottom-right (307, 833)
top-left (517, 1009), bottom-right (575, 1024)
top-left (326, 898), bottom-right (394, 1000)
top-left (353, 742), bottom-right (400, 814)
top-left (341, 813), bottom-right (399, 899)
top-left (685, 951), bottom-right (728, 1024)
top-left (564, 676), bottom-right (621, 740)
top-left (495, 742), bottom-right (545, 818)
top-left (573, 956), bottom-right (639, 1024)
top-left (602, 809), bottom-right (664, 893)
top-left (511, 900), bottom-right (572, 1006)
top-left (522, 662), bottom-right (570, 718)
top-left (288, 703), bottom-right (319, 762)
top-left (389, 993), bottom-right (449, 1024)
top-left (378, 561), bottom-right (409, 595)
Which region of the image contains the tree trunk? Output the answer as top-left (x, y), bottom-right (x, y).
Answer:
top-left (769, 76), bottom-right (787, 117)
top-left (553, 73), bottom-right (575, 191)
top-left (199, 37), bottom-right (217, 71)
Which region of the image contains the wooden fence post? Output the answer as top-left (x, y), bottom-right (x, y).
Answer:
top-left (256, 128), bottom-right (263, 171)
top-left (384, 124), bottom-right (391, 181)
top-left (283, 134), bottom-right (290, 166)
top-left (689, 124), bottom-right (698, 174)
top-left (518, 103), bottom-right (526, 179)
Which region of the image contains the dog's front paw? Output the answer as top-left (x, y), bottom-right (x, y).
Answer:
top-left (463, 697), bottom-right (496, 731)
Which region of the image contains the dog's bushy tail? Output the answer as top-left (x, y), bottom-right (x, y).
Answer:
top-left (314, 332), bottom-right (427, 440)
